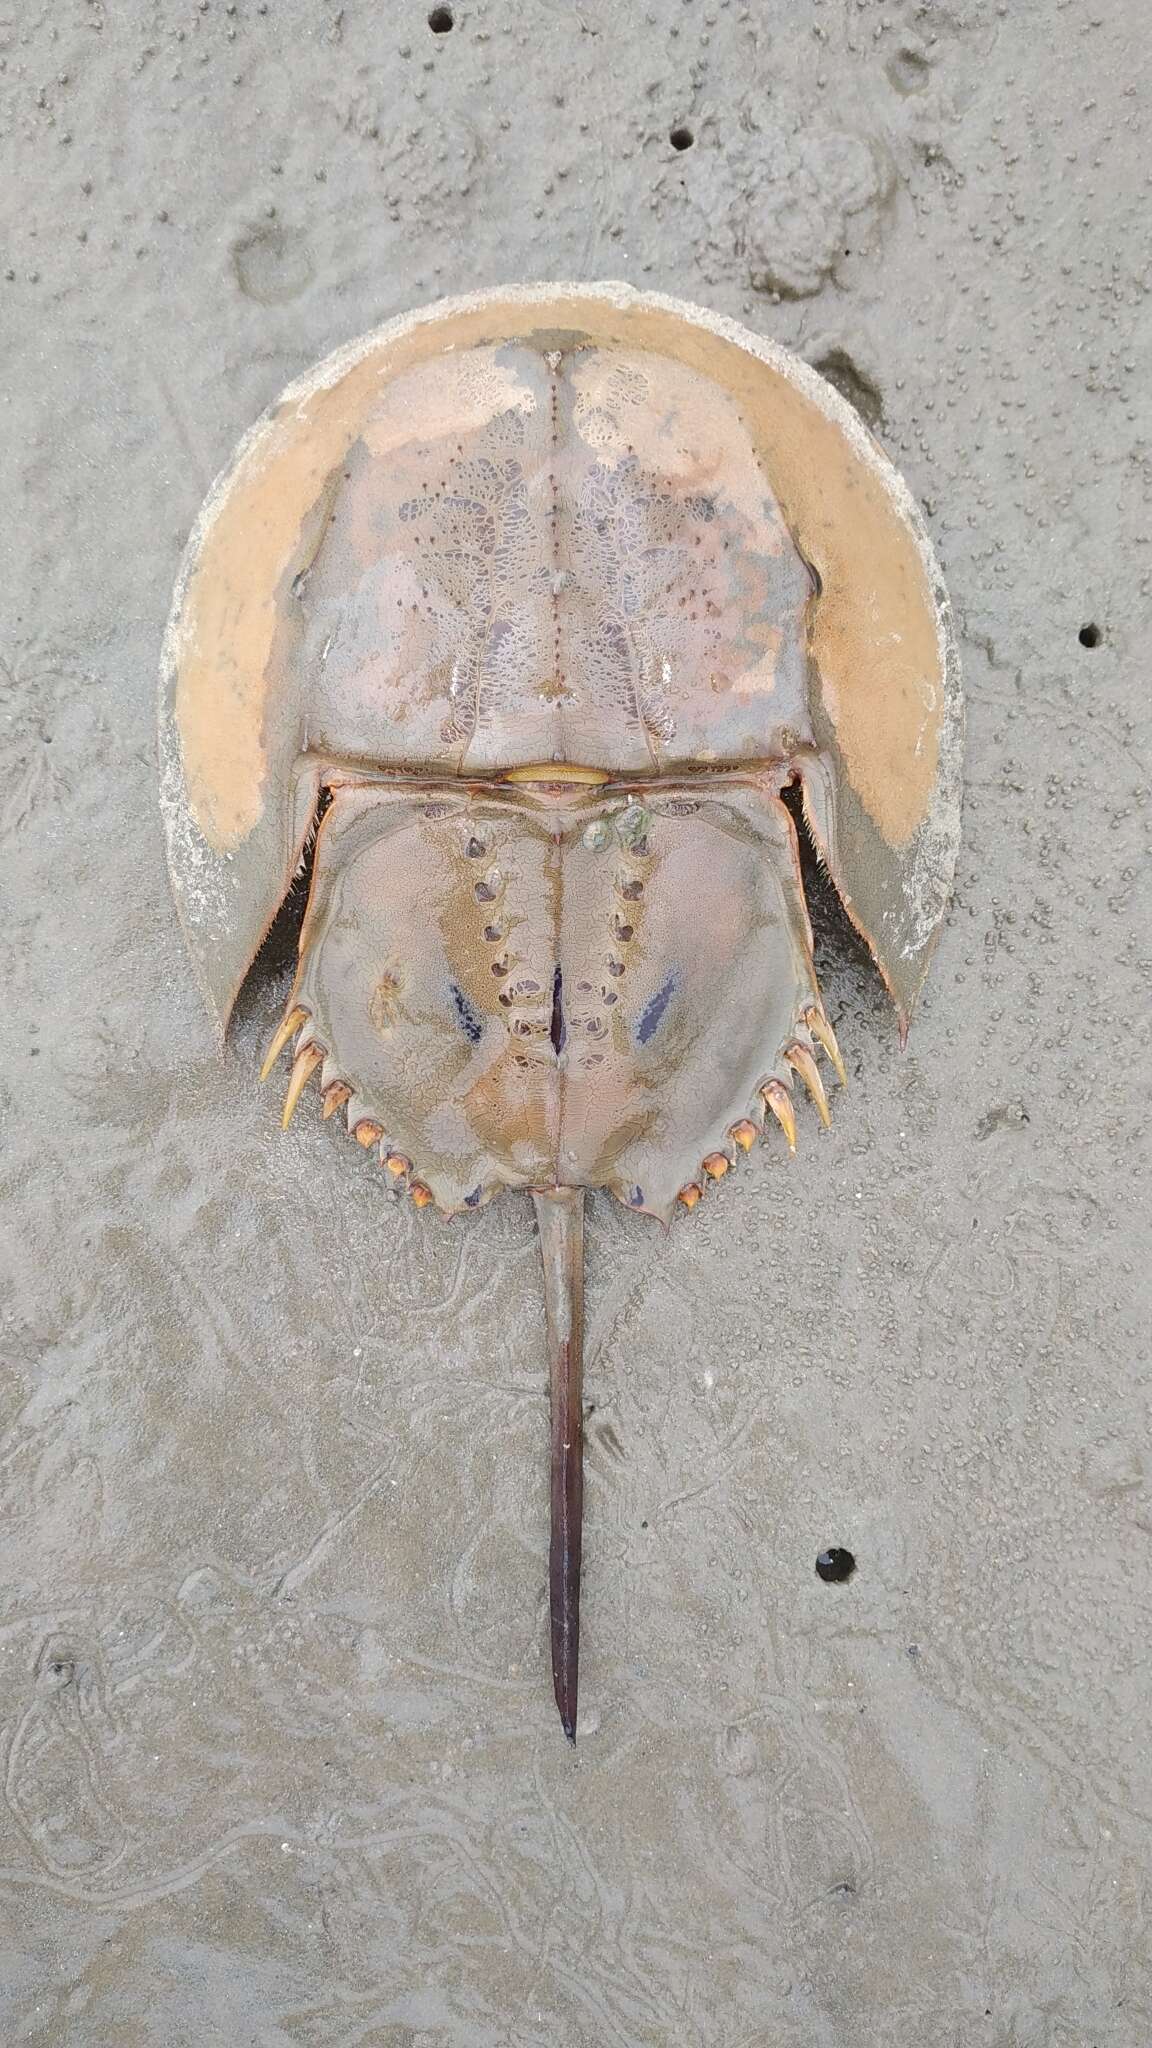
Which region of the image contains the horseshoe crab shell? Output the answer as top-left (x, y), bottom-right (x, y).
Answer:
top-left (160, 284), bottom-right (961, 1738)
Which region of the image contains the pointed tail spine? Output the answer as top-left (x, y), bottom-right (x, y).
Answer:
top-left (532, 1186), bottom-right (586, 1743)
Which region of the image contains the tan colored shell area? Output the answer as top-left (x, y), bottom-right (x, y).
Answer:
top-left (288, 779), bottom-right (822, 1219)
top-left (171, 288), bottom-right (945, 856)
top-left (290, 340), bottom-right (810, 779)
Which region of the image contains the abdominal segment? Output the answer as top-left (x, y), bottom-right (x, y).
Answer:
top-left (289, 778), bottom-right (820, 1218)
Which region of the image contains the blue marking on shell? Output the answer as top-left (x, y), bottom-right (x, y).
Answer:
top-left (637, 973), bottom-right (676, 1045)
top-left (451, 982), bottom-right (483, 1044)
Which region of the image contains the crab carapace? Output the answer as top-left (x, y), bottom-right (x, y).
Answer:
top-left (160, 285), bottom-right (961, 1740)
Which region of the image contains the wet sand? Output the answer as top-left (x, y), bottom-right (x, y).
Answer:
top-left (1, 2), bottom-right (1149, 2041)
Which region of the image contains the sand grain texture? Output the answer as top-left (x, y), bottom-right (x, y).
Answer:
top-left (0, 2), bottom-right (1149, 2042)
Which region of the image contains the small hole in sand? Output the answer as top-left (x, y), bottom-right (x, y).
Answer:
top-left (815, 1547), bottom-right (856, 1584)
top-left (669, 125), bottom-right (694, 151)
top-left (1078, 622), bottom-right (1101, 648)
top-left (428, 4), bottom-right (454, 30)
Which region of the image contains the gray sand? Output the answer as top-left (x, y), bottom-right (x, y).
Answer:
top-left (1, 2), bottom-right (1149, 2042)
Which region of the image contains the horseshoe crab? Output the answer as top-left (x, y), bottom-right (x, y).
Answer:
top-left (160, 285), bottom-right (961, 1740)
